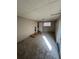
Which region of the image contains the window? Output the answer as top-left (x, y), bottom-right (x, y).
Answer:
top-left (43, 22), bottom-right (51, 27)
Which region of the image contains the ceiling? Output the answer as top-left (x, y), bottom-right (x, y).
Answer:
top-left (17, 0), bottom-right (61, 21)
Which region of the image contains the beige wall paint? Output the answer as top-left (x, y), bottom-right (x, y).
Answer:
top-left (17, 16), bottom-right (37, 42)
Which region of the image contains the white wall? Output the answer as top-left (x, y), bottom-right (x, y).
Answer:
top-left (39, 22), bottom-right (43, 32)
top-left (17, 16), bottom-right (37, 42)
top-left (55, 18), bottom-right (61, 49)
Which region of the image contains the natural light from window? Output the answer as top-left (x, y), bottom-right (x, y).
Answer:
top-left (43, 22), bottom-right (51, 27)
top-left (42, 35), bottom-right (52, 51)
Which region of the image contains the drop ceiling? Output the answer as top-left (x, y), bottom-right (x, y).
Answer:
top-left (17, 0), bottom-right (61, 21)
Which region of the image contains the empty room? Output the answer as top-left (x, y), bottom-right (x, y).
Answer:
top-left (17, 0), bottom-right (61, 59)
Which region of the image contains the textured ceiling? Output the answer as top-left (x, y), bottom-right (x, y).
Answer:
top-left (17, 0), bottom-right (61, 21)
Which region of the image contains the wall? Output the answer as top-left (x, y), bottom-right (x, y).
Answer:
top-left (39, 22), bottom-right (43, 32)
top-left (43, 21), bottom-right (55, 32)
top-left (55, 18), bottom-right (61, 45)
top-left (17, 16), bottom-right (37, 42)
top-left (39, 21), bottom-right (55, 32)
top-left (55, 18), bottom-right (61, 54)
